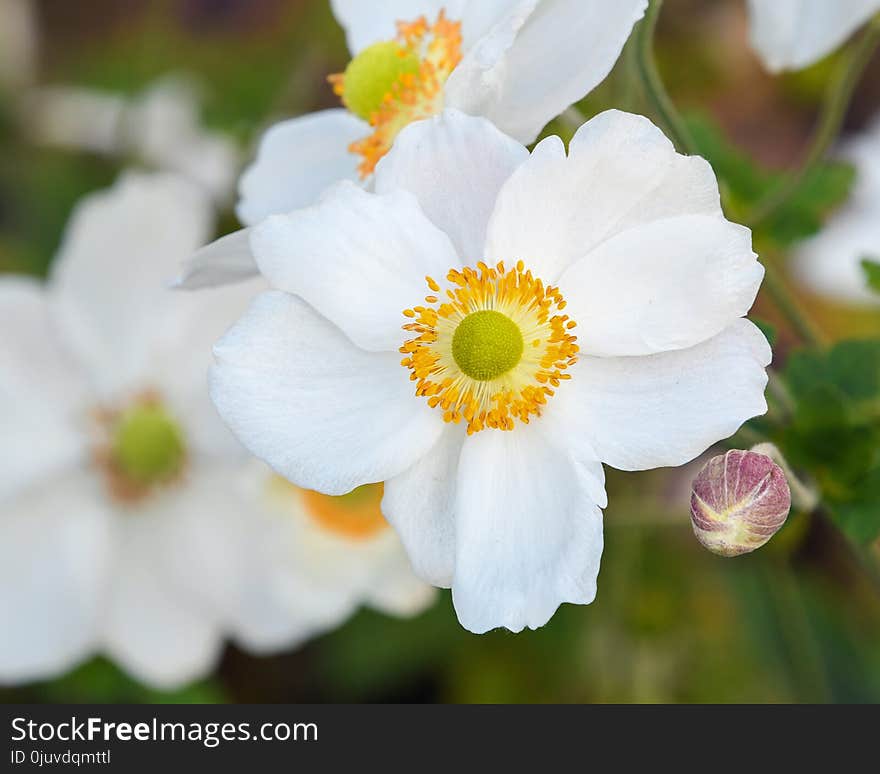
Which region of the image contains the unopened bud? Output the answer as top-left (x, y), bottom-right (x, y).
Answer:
top-left (690, 449), bottom-right (791, 557)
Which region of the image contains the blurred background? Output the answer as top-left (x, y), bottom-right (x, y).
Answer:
top-left (1, 0), bottom-right (879, 703)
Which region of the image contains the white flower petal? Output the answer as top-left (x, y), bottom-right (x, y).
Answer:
top-left (173, 228), bottom-right (258, 290)
top-left (0, 278), bottom-right (89, 501)
top-left (559, 215), bottom-right (763, 356)
top-left (330, 0), bottom-right (467, 54)
top-left (100, 509), bottom-right (223, 690)
top-left (792, 205), bottom-right (880, 306)
top-left (210, 291), bottom-right (444, 494)
top-left (374, 110), bottom-right (528, 262)
top-left (236, 110), bottom-right (368, 226)
top-left (486, 110), bottom-right (722, 283)
top-left (251, 181), bottom-right (459, 352)
top-left (747, 0), bottom-right (880, 73)
top-left (447, 0), bottom-right (647, 143)
top-left (451, 421), bottom-right (605, 634)
top-left (382, 427), bottom-right (463, 587)
top-left (556, 320), bottom-right (772, 472)
top-left (0, 471), bottom-right (113, 684)
top-left (49, 172), bottom-right (214, 398)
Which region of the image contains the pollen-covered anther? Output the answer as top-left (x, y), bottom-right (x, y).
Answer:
top-left (329, 11), bottom-right (463, 178)
top-left (400, 261), bottom-right (579, 434)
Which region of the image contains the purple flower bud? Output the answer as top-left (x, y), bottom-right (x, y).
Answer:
top-left (690, 450), bottom-right (791, 557)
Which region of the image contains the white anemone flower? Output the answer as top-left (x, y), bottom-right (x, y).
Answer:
top-left (24, 77), bottom-right (239, 204)
top-left (747, 0), bottom-right (880, 73)
top-left (209, 109), bottom-right (771, 634)
top-left (793, 116), bottom-right (880, 305)
top-left (177, 0), bottom-right (648, 288)
top-left (0, 172), bottom-right (431, 688)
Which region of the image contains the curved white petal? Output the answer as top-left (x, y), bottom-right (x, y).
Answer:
top-left (451, 420), bottom-right (605, 634)
top-left (374, 110), bottom-right (528, 262)
top-left (747, 0), bottom-right (880, 73)
top-left (173, 228), bottom-right (258, 290)
top-left (330, 0), bottom-right (467, 54)
top-left (559, 215), bottom-right (763, 357)
top-left (0, 278), bottom-right (89, 501)
top-left (792, 205), bottom-right (880, 306)
top-left (251, 182), bottom-right (459, 352)
top-left (236, 110), bottom-right (368, 226)
top-left (446, 0), bottom-right (647, 143)
top-left (156, 276), bottom-right (265, 461)
top-left (49, 172), bottom-right (214, 398)
top-left (382, 427), bottom-right (463, 587)
top-left (486, 110), bottom-right (724, 283)
top-left (210, 291), bottom-right (444, 495)
top-left (0, 471), bottom-right (113, 684)
top-left (556, 320), bottom-right (772, 472)
top-left (100, 507), bottom-right (223, 690)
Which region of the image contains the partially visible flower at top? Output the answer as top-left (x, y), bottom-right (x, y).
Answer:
top-left (0, 172), bottom-right (430, 689)
top-left (793, 114), bottom-right (880, 305)
top-left (209, 109), bottom-right (771, 633)
top-left (23, 77), bottom-right (239, 205)
top-left (0, 0), bottom-right (37, 91)
top-left (690, 449), bottom-right (791, 557)
top-left (747, 0), bottom-right (880, 72)
top-left (175, 0), bottom-right (648, 289)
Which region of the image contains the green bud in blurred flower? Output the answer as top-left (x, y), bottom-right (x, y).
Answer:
top-left (113, 402), bottom-right (185, 486)
top-left (690, 449), bottom-right (791, 557)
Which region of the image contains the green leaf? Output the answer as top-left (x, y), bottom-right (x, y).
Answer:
top-left (684, 112), bottom-right (855, 247)
top-left (862, 258), bottom-right (880, 295)
top-left (829, 468), bottom-right (880, 544)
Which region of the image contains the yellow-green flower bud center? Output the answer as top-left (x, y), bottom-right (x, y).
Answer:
top-left (341, 41), bottom-right (421, 121)
top-left (113, 404), bottom-right (185, 485)
top-left (452, 310), bottom-right (524, 382)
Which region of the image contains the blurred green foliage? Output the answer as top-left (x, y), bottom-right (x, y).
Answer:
top-left (685, 112), bottom-right (856, 248)
top-left (863, 258), bottom-right (880, 294)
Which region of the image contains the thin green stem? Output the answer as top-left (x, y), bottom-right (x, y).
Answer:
top-left (761, 260), bottom-right (826, 347)
top-left (635, 0), bottom-right (698, 155)
top-left (747, 17), bottom-right (880, 228)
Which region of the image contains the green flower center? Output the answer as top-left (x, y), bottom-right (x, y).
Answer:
top-left (113, 403), bottom-right (185, 486)
top-left (340, 40), bottom-right (421, 121)
top-left (451, 310), bottom-right (524, 382)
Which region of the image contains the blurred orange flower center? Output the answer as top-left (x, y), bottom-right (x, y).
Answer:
top-left (300, 483), bottom-right (389, 540)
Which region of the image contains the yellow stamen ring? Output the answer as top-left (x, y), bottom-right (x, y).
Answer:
top-left (400, 262), bottom-right (579, 434)
top-left (329, 11), bottom-right (463, 178)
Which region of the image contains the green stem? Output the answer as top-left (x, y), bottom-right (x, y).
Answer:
top-left (747, 17), bottom-right (880, 228)
top-left (635, 0), bottom-right (698, 154)
top-left (761, 260), bottom-right (826, 347)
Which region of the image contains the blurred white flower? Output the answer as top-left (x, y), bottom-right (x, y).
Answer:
top-left (0, 172), bottom-right (431, 689)
top-left (0, 0), bottom-right (38, 91)
top-left (23, 77), bottom-right (239, 204)
top-left (747, 0), bottom-right (880, 72)
top-left (209, 109), bottom-right (771, 634)
top-left (793, 116), bottom-right (880, 305)
top-left (231, 468), bottom-right (435, 654)
top-left (177, 0), bottom-right (648, 288)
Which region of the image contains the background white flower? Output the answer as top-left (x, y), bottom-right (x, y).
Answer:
top-left (177, 0), bottom-right (648, 288)
top-left (209, 109), bottom-right (770, 634)
top-left (23, 76), bottom-right (240, 205)
top-left (793, 115), bottom-right (880, 305)
top-left (0, 172), bottom-right (430, 688)
top-left (747, 0), bottom-right (880, 72)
